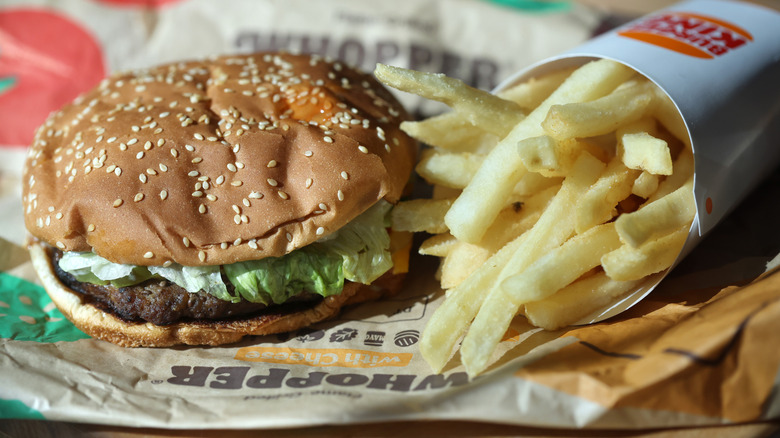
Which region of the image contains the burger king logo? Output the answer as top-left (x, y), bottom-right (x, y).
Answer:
top-left (618, 12), bottom-right (752, 59)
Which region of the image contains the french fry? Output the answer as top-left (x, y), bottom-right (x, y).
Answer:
top-left (458, 152), bottom-right (606, 375)
top-left (575, 156), bottom-right (640, 233)
top-left (620, 132), bottom-right (673, 175)
top-left (444, 59), bottom-right (636, 244)
top-left (439, 184), bottom-right (557, 289)
top-left (615, 178), bottom-right (695, 248)
top-left (374, 63), bottom-right (525, 137)
top-left (497, 67), bottom-right (576, 110)
top-left (632, 171), bottom-right (660, 198)
top-left (390, 198), bottom-right (453, 234)
top-left (401, 112), bottom-right (498, 154)
top-left (541, 80), bottom-right (655, 140)
top-left (415, 149), bottom-right (483, 189)
top-left (418, 233), bottom-right (457, 257)
top-left (603, 224), bottom-right (690, 281)
top-left (418, 232), bottom-right (529, 373)
top-left (524, 272), bottom-right (643, 330)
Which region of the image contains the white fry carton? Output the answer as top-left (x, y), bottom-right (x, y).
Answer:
top-left (496, 0), bottom-right (780, 321)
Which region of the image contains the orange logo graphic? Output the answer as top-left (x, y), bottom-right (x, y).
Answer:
top-left (235, 346), bottom-right (413, 368)
top-left (618, 12), bottom-right (752, 59)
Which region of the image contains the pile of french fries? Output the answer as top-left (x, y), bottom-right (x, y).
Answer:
top-left (375, 59), bottom-right (695, 377)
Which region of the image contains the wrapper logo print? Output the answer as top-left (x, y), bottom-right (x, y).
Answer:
top-left (0, 8), bottom-right (105, 146)
top-left (617, 12), bottom-right (752, 59)
top-left (0, 272), bottom-right (89, 342)
top-left (236, 346), bottom-right (413, 368)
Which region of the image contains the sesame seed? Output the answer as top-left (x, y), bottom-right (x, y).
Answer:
top-left (192, 157), bottom-right (203, 164)
top-left (233, 214), bottom-right (241, 225)
top-left (55, 212), bottom-right (63, 220)
top-left (198, 250), bottom-right (206, 262)
top-left (134, 193), bottom-right (144, 202)
top-left (56, 241), bottom-right (66, 249)
top-left (192, 191), bottom-right (203, 197)
top-left (278, 190), bottom-right (289, 200)
top-left (143, 251), bottom-right (154, 259)
top-left (194, 133), bottom-right (204, 140)
top-left (113, 198), bottom-right (123, 207)
top-left (267, 160), bottom-right (277, 168)
top-left (160, 190), bottom-right (168, 200)
top-left (316, 227), bottom-right (325, 235)
top-left (163, 260), bottom-right (172, 267)
top-left (185, 144), bottom-right (195, 152)
top-left (341, 171), bottom-right (349, 180)
top-left (127, 138), bottom-right (138, 145)
top-left (248, 240), bottom-right (258, 249)
top-left (144, 141), bottom-right (153, 150)
top-left (227, 163), bottom-right (237, 172)
top-left (216, 175), bottom-right (225, 185)
top-left (267, 178), bottom-right (278, 187)
top-left (319, 203), bottom-right (327, 210)
top-left (358, 145), bottom-right (368, 154)
top-left (337, 190), bottom-right (345, 201)
top-left (106, 164), bottom-right (116, 173)
top-left (157, 139), bottom-right (165, 147)
top-left (114, 167), bottom-right (122, 176)
top-left (231, 181), bottom-right (243, 187)
top-left (220, 242), bottom-right (229, 250)
top-left (107, 136), bottom-right (117, 143)
top-left (188, 171), bottom-right (199, 177)
top-left (183, 237), bottom-right (190, 247)
top-left (286, 232), bottom-right (293, 242)
top-left (243, 198), bottom-right (251, 207)
top-left (199, 204), bottom-right (207, 214)
top-left (305, 178), bottom-right (313, 188)
top-left (159, 163), bottom-right (168, 172)
top-left (171, 148), bottom-right (179, 158)
top-left (304, 150), bottom-right (313, 157)
top-left (323, 136), bottom-right (334, 143)
top-left (232, 205), bottom-right (241, 214)
top-left (235, 162), bottom-right (244, 169)
top-left (249, 191), bottom-right (263, 199)
top-left (136, 151), bottom-right (144, 159)
top-left (140, 174), bottom-right (148, 183)
top-left (146, 168), bottom-right (157, 175)
top-left (206, 194), bottom-right (217, 201)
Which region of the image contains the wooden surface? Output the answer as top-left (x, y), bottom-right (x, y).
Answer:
top-left (1, 419), bottom-right (780, 438)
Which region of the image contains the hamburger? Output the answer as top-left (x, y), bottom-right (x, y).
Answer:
top-left (22, 52), bottom-right (417, 347)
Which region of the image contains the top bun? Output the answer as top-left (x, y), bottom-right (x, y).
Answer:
top-left (23, 52), bottom-right (416, 266)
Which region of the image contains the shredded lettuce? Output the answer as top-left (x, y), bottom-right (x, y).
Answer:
top-left (58, 201), bottom-right (394, 305)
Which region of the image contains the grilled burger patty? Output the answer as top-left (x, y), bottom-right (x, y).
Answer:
top-left (48, 247), bottom-right (322, 326)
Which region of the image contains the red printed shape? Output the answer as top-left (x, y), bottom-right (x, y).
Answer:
top-left (0, 9), bottom-right (106, 146)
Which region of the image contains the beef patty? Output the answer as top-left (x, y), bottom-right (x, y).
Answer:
top-left (49, 247), bottom-right (323, 326)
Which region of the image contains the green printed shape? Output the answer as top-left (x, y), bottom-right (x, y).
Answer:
top-left (0, 398), bottom-right (45, 420)
top-left (0, 272), bottom-right (89, 342)
top-left (0, 76), bottom-right (16, 95)
top-left (485, 0), bottom-right (570, 12)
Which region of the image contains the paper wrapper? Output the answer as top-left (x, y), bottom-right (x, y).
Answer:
top-left (2, 0), bottom-right (780, 430)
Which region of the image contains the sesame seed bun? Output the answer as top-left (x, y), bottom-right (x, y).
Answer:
top-left (23, 52), bottom-right (416, 267)
top-left (21, 52), bottom-right (416, 346)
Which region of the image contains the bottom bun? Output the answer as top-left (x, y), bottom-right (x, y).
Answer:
top-left (28, 242), bottom-right (405, 347)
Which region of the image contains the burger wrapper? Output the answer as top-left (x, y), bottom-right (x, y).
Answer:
top-left (1, 0), bottom-right (780, 431)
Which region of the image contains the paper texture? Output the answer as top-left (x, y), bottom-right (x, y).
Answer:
top-left (2, 0), bottom-right (780, 430)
